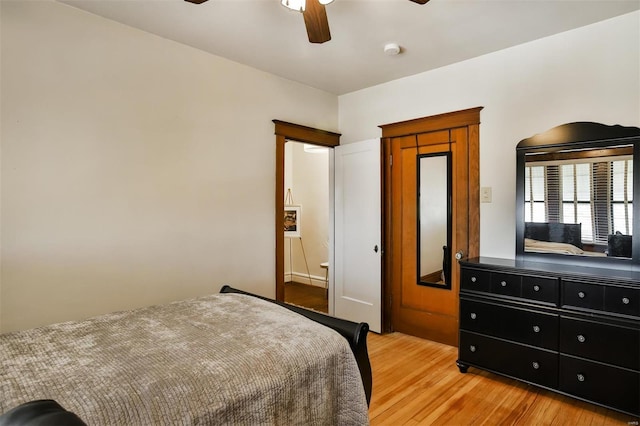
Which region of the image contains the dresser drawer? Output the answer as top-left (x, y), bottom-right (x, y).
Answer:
top-left (559, 355), bottom-right (639, 416)
top-left (459, 331), bottom-right (558, 388)
top-left (460, 299), bottom-right (558, 350)
top-left (562, 280), bottom-right (604, 311)
top-left (559, 317), bottom-right (639, 370)
top-left (491, 272), bottom-right (522, 297)
top-left (605, 286), bottom-right (640, 317)
top-left (522, 275), bottom-right (559, 305)
top-left (461, 268), bottom-right (491, 292)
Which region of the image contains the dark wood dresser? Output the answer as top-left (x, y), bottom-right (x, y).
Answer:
top-left (457, 257), bottom-right (640, 416)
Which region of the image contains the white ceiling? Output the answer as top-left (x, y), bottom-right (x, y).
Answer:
top-left (59, 0), bottom-right (640, 95)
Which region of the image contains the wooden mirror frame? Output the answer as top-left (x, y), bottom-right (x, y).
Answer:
top-left (273, 120), bottom-right (340, 301)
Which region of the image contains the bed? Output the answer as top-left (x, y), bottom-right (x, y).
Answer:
top-left (524, 238), bottom-right (606, 257)
top-left (524, 222), bottom-right (583, 249)
top-left (0, 286), bottom-right (371, 425)
top-left (523, 222), bottom-right (614, 257)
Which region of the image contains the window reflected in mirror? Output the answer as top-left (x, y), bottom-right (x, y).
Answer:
top-left (524, 145), bottom-right (633, 258)
top-left (418, 153), bottom-right (452, 288)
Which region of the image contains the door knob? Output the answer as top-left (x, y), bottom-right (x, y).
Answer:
top-left (455, 250), bottom-right (464, 260)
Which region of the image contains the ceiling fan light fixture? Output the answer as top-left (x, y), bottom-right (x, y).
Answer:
top-left (281, 0), bottom-right (305, 12)
top-left (318, 0), bottom-right (334, 4)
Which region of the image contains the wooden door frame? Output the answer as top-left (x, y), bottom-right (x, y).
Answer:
top-left (273, 120), bottom-right (340, 301)
top-left (379, 107), bottom-right (482, 333)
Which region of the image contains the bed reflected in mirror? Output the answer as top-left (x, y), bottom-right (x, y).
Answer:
top-left (523, 144), bottom-right (633, 258)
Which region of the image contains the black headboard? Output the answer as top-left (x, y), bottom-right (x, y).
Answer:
top-left (525, 222), bottom-right (583, 249)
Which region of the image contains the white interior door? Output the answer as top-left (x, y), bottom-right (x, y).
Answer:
top-left (334, 139), bottom-right (382, 333)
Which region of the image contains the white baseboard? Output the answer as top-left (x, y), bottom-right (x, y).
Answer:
top-left (285, 271), bottom-right (327, 288)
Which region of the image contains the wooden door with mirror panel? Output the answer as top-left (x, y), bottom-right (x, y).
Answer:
top-left (381, 108), bottom-right (481, 346)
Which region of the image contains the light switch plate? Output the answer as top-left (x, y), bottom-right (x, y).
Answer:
top-left (480, 187), bottom-right (492, 203)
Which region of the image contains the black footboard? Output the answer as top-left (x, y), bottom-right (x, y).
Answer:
top-left (219, 285), bottom-right (372, 405)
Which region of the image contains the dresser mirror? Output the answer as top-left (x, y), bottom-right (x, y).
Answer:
top-left (515, 122), bottom-right (640, 268)
top-left (418, 152), bottom-right (452, 288)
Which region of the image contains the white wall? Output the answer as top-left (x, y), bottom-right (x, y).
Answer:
top-left (0, 0), bottom-right (338, 332)
top-left (339, 11), bottom-right (640, 260)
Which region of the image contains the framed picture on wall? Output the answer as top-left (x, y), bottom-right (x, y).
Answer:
top-left (284, 205), bottom-right (301, 238)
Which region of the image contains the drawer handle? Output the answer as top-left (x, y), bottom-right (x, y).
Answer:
top-left (533, 285), bottom-right (540, 292)
top-left (532, 362), bottom-right (539, 370)
top-left (471, 276), bottom-right (477, 283)
top-left (533, 325), bottom-right (540, 333)
top-left (501, 281), bottom-right (507, 287)
top-left (470, 313), bottom-right (477, 320)
top-left (577, 373), bottom-right (585, 382)
top-left (469, 345), bottom-right (476, 353)
top-left (578, 291), bottom-right (586, 299)
top-left (622, 297), bottom-right (630, 305)
top-left (577, 334), bottom-right (586, 343)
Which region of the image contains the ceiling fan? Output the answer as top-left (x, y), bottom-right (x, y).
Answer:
top-left (184, 0), bottom-right (430, 44)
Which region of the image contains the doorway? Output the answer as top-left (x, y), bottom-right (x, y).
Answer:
top-left (283, 141), bottom-right (330, 313)
top-left (273, 120), bottom-right (340, 306)
top-left (381, 107), bottom-right (482, 346)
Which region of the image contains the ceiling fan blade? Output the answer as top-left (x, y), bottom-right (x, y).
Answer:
top-left (303, 0), bottom-right (331, 44)
top-left (409, 0), bottom-right (430, 4)
top-left (184, 0), bottom-right (209, 4)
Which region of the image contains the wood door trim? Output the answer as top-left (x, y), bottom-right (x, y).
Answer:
top-left (273, 120), bottom-right (340, 302)
top-left (382, 136), bottom-right (394, 332)
top-left (468, 123), bottom-right (481, 258)
top-left (379, 107), bottom-right (483, 138)
top-left (274, 120), bottom-right (341, 147)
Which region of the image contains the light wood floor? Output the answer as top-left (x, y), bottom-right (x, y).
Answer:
top-left (367, 332), bottom-right (637, 425)
top-left (284, 281), bottom-right (328, 313)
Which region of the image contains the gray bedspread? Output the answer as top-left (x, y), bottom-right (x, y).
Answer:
top-left (1, 293), bottom-right (370, 425)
